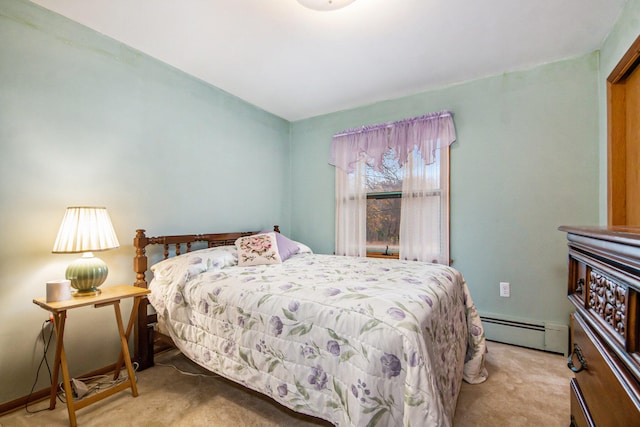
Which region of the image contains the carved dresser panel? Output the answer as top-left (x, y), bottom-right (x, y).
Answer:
top-left (559, 226), bottom-right (640, 427)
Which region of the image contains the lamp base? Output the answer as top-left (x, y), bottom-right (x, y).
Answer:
top-left (72, 287), bottom-right (102, 297)
top-left (66, 252), bottom-right (109, 294)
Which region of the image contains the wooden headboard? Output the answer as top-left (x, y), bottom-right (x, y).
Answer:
top-left (132, 225), bottom-right (280, 369)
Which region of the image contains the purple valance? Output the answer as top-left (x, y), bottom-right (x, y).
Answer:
top-left (329, 111), bottom-right (456, 173)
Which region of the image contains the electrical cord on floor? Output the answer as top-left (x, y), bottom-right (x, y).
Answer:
top-left (25, 317), bottom-right (142, 409)
top-left (25, 318), bottom-right (56, 414)
top-left (56, 363), bottom-right (140, 404)
top-left (156, 359), bottom-right (219, 378)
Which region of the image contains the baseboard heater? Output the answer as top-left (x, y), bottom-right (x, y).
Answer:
top-left (480, 314), bottom-right (568, 356)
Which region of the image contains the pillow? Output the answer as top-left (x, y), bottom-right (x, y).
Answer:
top-left (294, 241), bottom-right (313, 254)
top-left (151, 246), bottom-right (237, 284)
top-left (236, 233), bottom-right (282, 266)
top-left (258, 230), bottom-right (300, 261)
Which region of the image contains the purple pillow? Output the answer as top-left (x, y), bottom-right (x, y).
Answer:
top-left (259, 230), bottom-right (300, 261)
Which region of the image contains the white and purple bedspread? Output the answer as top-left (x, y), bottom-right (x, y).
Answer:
top-left (148, 249), bottom-right (487, 426)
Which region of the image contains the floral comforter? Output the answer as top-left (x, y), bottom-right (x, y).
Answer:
top-left (148, 249), bottom-right (487, 427)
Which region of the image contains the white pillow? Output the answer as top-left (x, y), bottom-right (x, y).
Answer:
top-left (151, 245), bottom-right (237, 284)
top-left (294, 241), bottom-right (313, 254)
top-left (235, 233), bottom-right (282, 266)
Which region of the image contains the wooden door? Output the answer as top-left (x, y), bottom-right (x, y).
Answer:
top-left (608, 35), bottom-right (640, 226)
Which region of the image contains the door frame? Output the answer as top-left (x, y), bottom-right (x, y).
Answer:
top-left (608, 35), bottom-right (640, 226)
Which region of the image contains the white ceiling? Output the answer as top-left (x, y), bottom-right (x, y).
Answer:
top-left (30, 0), bottom-right (626, 121)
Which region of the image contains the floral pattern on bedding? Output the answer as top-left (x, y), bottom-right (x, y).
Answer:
top-left (148, 253), bottom-right (487, 427)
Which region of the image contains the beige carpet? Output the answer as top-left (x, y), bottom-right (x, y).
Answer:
top-left (0, 341), bottom-right (573, 426)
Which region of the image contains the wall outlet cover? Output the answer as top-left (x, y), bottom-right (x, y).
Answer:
top-left (499, 282), bottom-right (510, 297)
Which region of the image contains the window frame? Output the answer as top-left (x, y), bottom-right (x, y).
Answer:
top-left (331, 111), bottom-right (455, 262)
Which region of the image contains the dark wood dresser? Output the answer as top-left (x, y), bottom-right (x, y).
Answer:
top-left (559, 226), bottom-right (640, 426)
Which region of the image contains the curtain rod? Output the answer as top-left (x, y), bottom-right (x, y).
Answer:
top-left (333, 111), bottom-right (452, 138)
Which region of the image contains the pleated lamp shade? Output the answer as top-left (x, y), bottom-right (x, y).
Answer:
top-left (52, 207), bottom-right (120, 295)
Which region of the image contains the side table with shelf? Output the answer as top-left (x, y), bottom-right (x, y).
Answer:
top-left (33, 285), bottom-right (150, 427)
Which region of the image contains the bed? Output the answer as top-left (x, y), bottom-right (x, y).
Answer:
top-left (132, 227), bottom-right (488, 427)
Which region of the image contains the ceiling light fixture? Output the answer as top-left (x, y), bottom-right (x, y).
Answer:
top-left (297, 0), bottom-right (356, 11)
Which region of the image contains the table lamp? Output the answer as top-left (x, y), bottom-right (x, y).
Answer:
top-left (52, 206), bottom-right (120, 296)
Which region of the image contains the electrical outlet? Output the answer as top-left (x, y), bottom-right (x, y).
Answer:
top-left (499, 282), bottom-right (510, 297)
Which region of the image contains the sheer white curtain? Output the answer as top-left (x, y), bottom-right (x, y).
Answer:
top-left (332, 127), bottom-right (388, 257)
top-left (330, 111), bottom-right (456, 261)
top-left (334, 159), bottom-right (367, 256)
top-left (399, 146), bottom-right (449, 264)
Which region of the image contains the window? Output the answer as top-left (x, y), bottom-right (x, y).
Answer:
top-left (330, 111), bottom-right (455, 264)
top-left (364, 147), bottom-right (447, 261)
top-left (365, 150), bottom-right (402, 257)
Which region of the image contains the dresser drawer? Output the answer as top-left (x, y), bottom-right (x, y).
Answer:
top-left (571, 313), bottom-right (640, 426)
top-left (570, 379), bottom-right (593, 427)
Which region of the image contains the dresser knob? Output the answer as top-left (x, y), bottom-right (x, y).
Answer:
top-left (567, 344), bottom-right (587, 373)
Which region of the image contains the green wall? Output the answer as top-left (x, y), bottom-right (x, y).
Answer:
top-left (290, 54), bottom-right (600, 328)
top-left (0, 0), bottom-right (290, 404)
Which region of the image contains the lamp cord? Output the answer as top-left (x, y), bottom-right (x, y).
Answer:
top-left (25, 319), bottom-right (57, 413)
top-left (55, 365), bottom-right (139, 404)
top-left (24, 318), bottom-right (140, 411)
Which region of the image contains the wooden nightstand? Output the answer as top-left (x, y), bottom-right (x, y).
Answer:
top-left (33, 285), bottom-right (150, 427)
